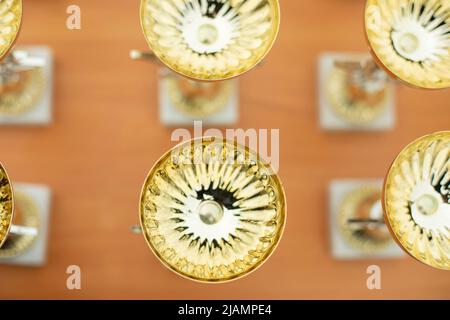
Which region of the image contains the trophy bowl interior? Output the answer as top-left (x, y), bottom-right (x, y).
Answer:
top-left (0, 0), bottom-right (22, 61)
top-left (0, 163), bottom-right (14, 248)
top-left (383, 131), bottom-right (450, 270)
top-left (365, 0), bottom-right (450, 89)
top-left (139, 137), bottom-right (286, 282)
top-left (140, 0), bottom-right (280, 81)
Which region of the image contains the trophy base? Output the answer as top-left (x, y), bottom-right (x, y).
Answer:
top-left (318, 53), bottom-right (395, 131)
top-left (159, 69), bottom-right (238, 126)
top-left (0, 46), bottom-right (53, 126)
top-left (328, 179), bottom-right (404, 260)
top-left (0, 183), bottom-right (51, 267)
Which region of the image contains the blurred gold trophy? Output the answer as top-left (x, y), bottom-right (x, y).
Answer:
top-left (325, 57), bottom-right (392, 125)
top-left (0, 0), bottom-right (49, 119)
top-left (131, 0), bottom-right (280, 121)
top-left (0, 163), bottom-right (39, 260)
top-left (322, 0), bottom-right (449, 126)
top-left (337, 185), bottom-right (393, 253)
top-left (138, 137), bottom-right (286, 282)
top-left (341, 132), bottom-right (449, 270)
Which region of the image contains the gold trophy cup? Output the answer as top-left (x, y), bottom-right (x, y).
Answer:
top-left (0, 163), bottom-right (40, 260)
top-left (337, 185), bottom-right (393, 253)
top-left (131, 0), bottom-right (280, 120)
top-left (341, 132), bottom-right (449, 270)
top-left (335, 1), bottom-right (449, 268)
top-left (0, 0), bottom-right (49, 118)
top-left (321, 0), bottom-right (449, 126)
top-left (138, 137), bottom-right (286, 282)
top-left (323, 55), bottom-right (393, 126)
top-left (366, 0), bottom-right (450, 90)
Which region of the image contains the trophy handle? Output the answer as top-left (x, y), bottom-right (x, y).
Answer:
top-left (130, 224), bottom-right (142, 234)
top-left (9, 224), bottom-right (38, 237)
top-left (346, 218), bottom-right (385, 230)
top-left (129, 49), bottom-right (157, 62)
top-left (345, 199), bottom-right (386, 230)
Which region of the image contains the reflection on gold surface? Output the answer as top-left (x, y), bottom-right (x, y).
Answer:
top-left (384, 131), bottom-right (450, 270)
top-left (0, 191), bottom-right (39, 258)
top-left (140, 0), bottom-right (280, 80)
top-left (366, 0), bottom-right (450, 89)
top-left (167, 75), bottom-right (232, 116)
top-left (339, 186), bottom-right (392, 252)
top-left (0, 164), bottom-right (13, 248)
top-left (0, 0), bottom-right (22, 61)
top-left (0, 67), bottom-right (45, 115)
top-left (327, 60), bottom-right (389, 124)
top-left (140, 137), bottom-right (286, 282)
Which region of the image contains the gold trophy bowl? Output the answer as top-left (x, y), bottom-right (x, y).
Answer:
top-left (339, 186), bottom-right (392, 252)
top-left (383, 131), bottom-right (450, 270)
top-left (0, 0), bottom-right (22, 61)
top-left (140, 0), bottom-right (280, 81)
top-left (327, 59), bottom-right (390, 124)
top-left (0, 164), bottom-right (14, 248)
top-left (365, 0), bottom-right (450, 89)
top-left (167, 75), bottom-right (233, 116)
top-left (139, 137), bottom-right (286, 282)
top-left (0, 0), bottom-right (47, 116)
top-left (0, 163), bottom-right (39, 258)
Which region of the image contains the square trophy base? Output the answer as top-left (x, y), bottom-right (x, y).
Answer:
top-left (318, 53), bottom-right (395, 131)
top-left (0, 46), bottom-right (54, 126)
top-left (159, 69), bottom-right (238, 126)
top-left (0, 183), bottom-right (52, 266)
top-left (328, 179), bottom-right (404, 260)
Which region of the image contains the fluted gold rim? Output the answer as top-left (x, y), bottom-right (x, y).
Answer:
top-left (365, 0), bottom-right (450, 89)
top-left (0, 0), bottom-right (22, 61)
top-left (0, 163), bottom-right (14, 248)
top-left (139, 136), bottom-right (286, 283)
top-left (140, 0), bottom-right (280, 81)
top-left (383, 131), bottom-right (450, 270)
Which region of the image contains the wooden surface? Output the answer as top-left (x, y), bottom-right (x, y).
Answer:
top-left (0, 0), bottom-right (449, 299)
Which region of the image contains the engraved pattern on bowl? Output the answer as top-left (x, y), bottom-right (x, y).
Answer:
top-left (365, 0), bottom-right (450, 89)
top-left (140, 0), bottom-right (280, 80)
top-left (384, 131), bottom-right (450, 270)
top-left (0, 164), bottom-right (13, 248)
top-left (140, 137), bottom-right (286, 282)
top-left (0, 0), bottom-right (22, 61)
